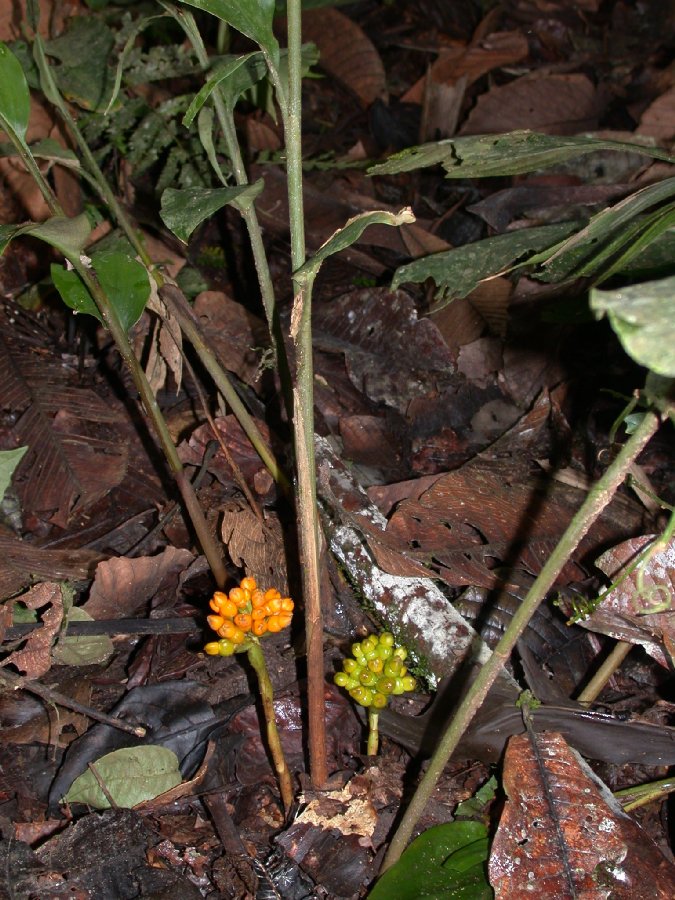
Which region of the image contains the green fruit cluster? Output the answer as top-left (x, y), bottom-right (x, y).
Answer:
top-left (334, 632), bottom-right (416, 709)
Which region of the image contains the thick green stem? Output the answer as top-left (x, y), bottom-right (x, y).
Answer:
top-left (367, 709), bottom-right (380, 757)
top-left (68, 256), bottom-right (227, 588)
top-left (246, 640), bottom-right (294, 814)
top-left (284, 0), bottom-right (327, 789)
top-left (381, 409), bottom-right (662, 872)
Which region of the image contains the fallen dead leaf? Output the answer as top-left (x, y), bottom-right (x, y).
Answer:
top-left (3, 583), bottom-right (63, 678)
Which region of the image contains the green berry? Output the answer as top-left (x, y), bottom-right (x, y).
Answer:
top-left (362, 635), bottom-right (378, 653)
top-left (334, 672), bottom-right (350, 687)
top-left (367, 657), bottom-right (384, 674)
top-left (218, 639), bottom-right (236, 656)
top-left (401, 676), bottom-right (416, 692)
top-left (379, 632), bottom-right (395, 647)
top-left (350, 686), bottom-right (373, 707)
top-left (372, 692), bottom-right (388, 709)
top-left (352, 643), bottom-right (364, 658)
top-left (394, 646), bottom-right (408, 661)
top-left (343, 658), bottom-right (360, 674)
top-left (377, 676), bottom-right (396, 695)
top-left (385, 657), bottom-right (403, 677)
top-left (359, 669), bottom-right (377, 687)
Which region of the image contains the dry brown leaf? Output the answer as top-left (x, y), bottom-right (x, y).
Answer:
top-left (0, 530), bottom-right (102, 603)
top-left (220, 502), bottom-right (289, 594)
top-left (461, 73), bottom-right (600, 136)
top-left (403, 31), bottom-right (529, 104)
top-left (302, 9), bottom-right (386, 107)
top-left (570, 535), bottom-right (675, 668)
top-left (490, 731), bottom-right (675, 898)
top-left (2, 583), bottom-right (63, 678)
top-left (82, 547), bottom-right (194, 620)
top-left (637, 86), bottom-right (675, 142)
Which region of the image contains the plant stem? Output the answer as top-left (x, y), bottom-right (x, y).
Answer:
top-left (367, 709), bottom-right (380, 756)
top-left (68, 256), bottom-right (227, 588)
top-left (246, 640), bottom-right (294, 814)
top-left (284, 0), bottom-right (327, 789)
top-left (381, 408), bottom-right (662, 872)
top-left (159, 284), bottom-right (290, 493)
top-left (576, 640), bottom-right (633, 704)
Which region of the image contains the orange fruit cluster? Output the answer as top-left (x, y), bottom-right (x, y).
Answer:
top-left (204, 577), bottom-right (293, 656)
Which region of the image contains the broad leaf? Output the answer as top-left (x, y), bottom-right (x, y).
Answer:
top-left (369, 821), bottom-right (491, 899)
top-left (64, 745), bottom-right (182, 809)
top-left (43, 17), bottom-right (116, 111)
top-left (178, 0), bottom-right (279, 63)
top-left (183, 52), bottom-right (267, 126)
top-left (1, 214), bottom-right (92, 258)
top-left (52, 607), bottom-right (114, 667)
top-left (392, 221), bottom-right (577, 310)
top-left (294, 207), bottom-right (415, 293)
top-left (52, 250), bottom-right (151, 332)
top-left (0, 447), bottom-right (28, 503)
top-left (368, 130), bottom-right (675, 178)
top-left (160, 182), bottom-right (264, 242)
top-left (590, 274), bottom-right (675, 376)
top-left (0, 42), bottom-right (31, 142)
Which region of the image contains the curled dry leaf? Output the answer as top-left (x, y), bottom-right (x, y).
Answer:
top-left (3, 582), bottom-right (63, 678)
top-left (302, 9), bottom-right (386, 107)
top-left (490, 731), bottom-right (675, 898)
top-left (220, 502), bottom-right (289, 595)
top-left (571, 535), bottom-right (675, 668)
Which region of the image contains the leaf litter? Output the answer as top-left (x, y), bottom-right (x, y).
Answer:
top-left (1, 0), bottom-right (675, 897)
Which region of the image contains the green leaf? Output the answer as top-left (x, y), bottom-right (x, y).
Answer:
top-left (0, 42), bottom-right (31, 142)
top-left (64, 746), bottom-right (182, 809)
top-left (534, 177), bottom-right (675, 283)
top-left (43, 17), bottom-right (116, 112)
top-left (160, 182), bottom-right (264, 242)
top-left (104, 14), bottom-right (168, 115)
top-left (1, 214), bottom-right (92, 258)
top-left (368, 822), bottom-right (492, 899)
top-left (183, 52), bottom-right (267, 127)
top-left (590, 275), bottom-right (675, 376)
top-left (295, 208), bottom-right (416, 293)
top-left (52, 607), bottom-right (114, 667)
top-left (52, 250), bottom-right (151, 331)
top-left (0, 447), bottom-right (28, 503)
top-left (368, 131), bottom-right (675, 179)
top-left (178, 0), bottom-right (279, 63)
top-left (392, 221), bottom-right (577, 310)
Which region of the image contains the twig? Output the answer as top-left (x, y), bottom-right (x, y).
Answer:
top-left (0, 668), bottom-right (147, 737)
top-left (87, 761), bottom-right (119, 808)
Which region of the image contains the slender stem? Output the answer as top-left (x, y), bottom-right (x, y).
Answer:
top-left (4, 128), bottom-right (61, 216)
top-left (381, 409), bottom-right (662, 872)
top-left (68, 256), bottom-right (227, 588)
top-left (159, 284), bottom-right (290, 493)
top-left (367, 709), bottom-right (380, 757)
top-left (284, 0), bottom-right (327, 788)
top-left (577, 640), bottom-right (633, 704)
top-left (246, 640), bottom-right (294, 814)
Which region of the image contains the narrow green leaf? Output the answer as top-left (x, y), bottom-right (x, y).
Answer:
top-left (590, 275), bottom-right (675, 376)
top-left (0, 42), bottom-right (31, 142)
top-left (160, 182), bottom-right (264, 242)
top-left (53, 250), bottom-right (151, 332)
top-left (392, 221), bottom-right (577, 310)
top-left (104, 14), bottom-right (168, 115)
top-left (64, 746), bottom-right (182, 809)
top-left (183, 52), bottom-right (267, 127)
top-left (295, 208), bottom-right (416, 291)
top-left (368, 822), bottom-right (491, 900)
top-left (534, 177), bottom-right (675, 283)
top-left (178, 0), bottom-right (279, 63)
top-left (0, 447), bottom-right (28, 503)
top-left (368, 131), bottom-right (675, 178)
top-left (52, 608), bottom-right (114, 667)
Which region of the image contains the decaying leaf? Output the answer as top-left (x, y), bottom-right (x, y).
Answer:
top-left (570, 535), bottom-right (675, 667)
top-left (489, 731), bottom-right (675, 897)
top-left (2, 582), bottom-right (63, 678)
top-left (220, 502), bottom-right (289, 594)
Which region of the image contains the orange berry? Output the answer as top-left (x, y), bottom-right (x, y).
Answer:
top-left (264, 588), bottom-right (280, 601)
top-left (251, 589), bottom-right (266, 608)
top-left (217, 620), bottom-right (237, 639)
top-left (265, 597), bottom-right (282, 615)
top-left (211, 591), bottom-right (228, 607)
top-left (252, 619), bottom-right (267, 636)
top-left (251, 607), bottom-right (267, 621)
top-left (230, 627), bottom-right (245, 644)
top-left (204, 642), bottom-right (221, 655)
top-left (221, 599), bottom-right (239, 618)
top-left (240, 576), bottom-right (257, 592)
top-left (229, 587), bottom-right (246, 607)
top-left (281, 598), bottom-right (294, 612)
top-left (267, 615), bottom-right (283, 632)
top-left (207, 614), bottom-right (225, 631)
top-left (234, 612), bottom-right (252, 631)
top-left (209, 597), bottom-right (222, 612)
